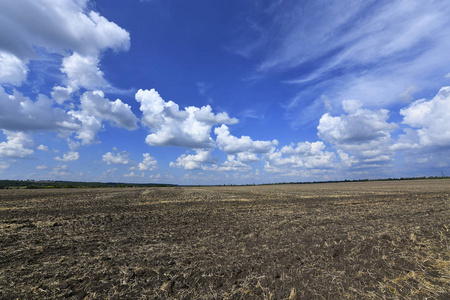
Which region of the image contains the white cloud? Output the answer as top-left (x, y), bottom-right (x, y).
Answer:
top-left (0, 130), bottom-right (34, 158)
top-left (337, 150), bottom-right (358, 168)
top-left (67, 111), bottom-right (101, 145)
top-left (0, 0), bottom-right (130, 101)
top-left (36, 165), bottom-right (48, 170)
top-left (136, 89), bottom-right (238, 148)
top-left (255, 1), bottom-right (450, 78)
top-left (0, 0), bottom-right (133, 155)
top-left (170, 149), bottom-right (217, 170)
top-left (214, 124), bottom-right (278, 154)
top-left (1, 81), bottom-right (136, 148)
top-left (80, 90), bottom-right (138, 130)
top-left (399, 86), bottom-right (450, 147)
top-left (218, 155), bottom-right (252, 172)
top-left (280, 141), bottom-right (326, 156)
top-left (236, 152), bottom-right (260, 163)
top-left (102, 151), bottom-right (130, 165)
top-left (64, 90), bottom-right (138, 145)
top-left (0, 0), bottom-right (130, 59)
top-left (37, 144), bottom-right (49, 152)
top-left (264, 142), bottom-right (336, 173)
top-left (61, 52), bottom-right (108, 91)
top-left (317, 100), bottom-right (397, 165)
top-left (138, 153), bottom-right (158, 171)
top-left (0, 51), bottom-right (28, 86)
top-left (51, 86), bottom-right (73, 104)
top-left (237, 1), bottom-right (450, 127)
top-left (124, 171), bottom-right (144, 178)
top-left (0, 87), bottom-right (78, 132)
top-left (55, 151), bottom-right (79, 162)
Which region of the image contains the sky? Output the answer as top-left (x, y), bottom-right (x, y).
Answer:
top-left (1, 0), bottom-right (450, 185)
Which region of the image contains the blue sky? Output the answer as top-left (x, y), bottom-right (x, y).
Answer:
top-left (1, 0), bottom-right (450, 185)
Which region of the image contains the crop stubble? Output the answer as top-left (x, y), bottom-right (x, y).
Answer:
top-left (1, 180), bottom-right (449, 299)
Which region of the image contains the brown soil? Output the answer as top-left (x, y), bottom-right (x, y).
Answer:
top-left (1, 180), bottom-right (449, 299)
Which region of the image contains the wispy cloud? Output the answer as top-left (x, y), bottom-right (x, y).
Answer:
top-left (234, 0), bottom-right (450, 125)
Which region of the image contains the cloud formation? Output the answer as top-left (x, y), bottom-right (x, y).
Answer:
top-left (0, 130), bottom-right (34, 158)
top-left (138, 153), bottom-right (158, 171)
top-left (102, 151), bottom-right (130, 165)
top-left (136, 89), bottom-right (238, 148)
top-left (170, 149), bottom-right (217, 170)
top-left (0, 1), bottom-right (449, 184)
top-left (80, 91), bottom-right (138, 130)
top-left (399, 86), bottom-right (450, 148)
top-left (55, 151), bottom-right (79, 162)
top-left (0, 51), bottom-right (28, 85)
top-left (236, 1), bottom-right (450, 128)
top-left (61, 53), bottom-right (108, 91)
top-left (0, 87), bottom-right (77, 132)
top-left (0, 0), bottom-right (130, 104)
top-left (264, 141), bottom-right (335, 174)
top-left (214, 124), bottom-right (278, 154)
top-left (318, 100), bottom-right (397, 166)
top-left (0, 0), bottom-right (130, 58)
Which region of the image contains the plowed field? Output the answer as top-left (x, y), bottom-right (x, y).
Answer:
top-left (1, 180), bottom-right (449, 299)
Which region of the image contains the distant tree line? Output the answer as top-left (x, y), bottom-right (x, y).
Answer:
top-left (259, 175), bottom-right (450, 186)
top-left (0, 180), bottom-right (177, 189)
top-left (0, 175), bottom-right (448, 189)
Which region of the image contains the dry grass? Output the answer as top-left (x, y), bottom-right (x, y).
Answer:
top-left (1, 179), bottom-right (449, 299)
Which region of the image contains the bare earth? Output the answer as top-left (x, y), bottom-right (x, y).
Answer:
top-left (1, 179), bottom-right (449, 299)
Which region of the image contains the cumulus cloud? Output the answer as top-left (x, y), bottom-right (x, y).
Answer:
top-left (0, 0), bottom-right (130, 59)
top-left (102, 151), bottom-right (130, 165)
top-left (138, 153), bottom-right (158, 171)
top-left (67, 111), bottom-right (101, 145)
top-left (280, 141), bottom-right (326, 156)
top-left (1, 80), bottom-right (137, 148)
top-left (337, 150), bottom-right (358, 168)
top-left (61, 52), bottom-right (108, 91)
top-left (80, 91), bottom-right (138, 130)
top-left (214, 124), bottom-right (278, 154)
top-left (218, 155), bottom-right (252, 172)
top-left (37, 144), bottom-right (49, 151)
top-left (0, 86), bottom-right (78, 132)
top-left (136, 89), bottom-right (238, 148)
top-left (64, 90), bottom-right (138, 145)
top-left (236, 152), bottom-right (260, 163)
top-left (398, 86), bottom-right (450, 147)
top-left (51, 86), bottom-right (73, 104)
top-left (0, 51), bottom-right (28, 86)
top-left (170, 149), bottom-right (217, 170)
top-left (124, 171), bottom-right (144, 178)
top-left (0, 130), bottom-right (34, 158)
top-left (36, 165), bottom-right (48, 170)
top-left (0, 0), bottom-right (131, 111)
top-left (264, 141), bottom-right (336, 173)
top-left (55, 151), bottom-right (79, 162)
top-left (0, 0), bottom-right (134, 154)
top-left (318, 100), bottom-right (397, 165)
